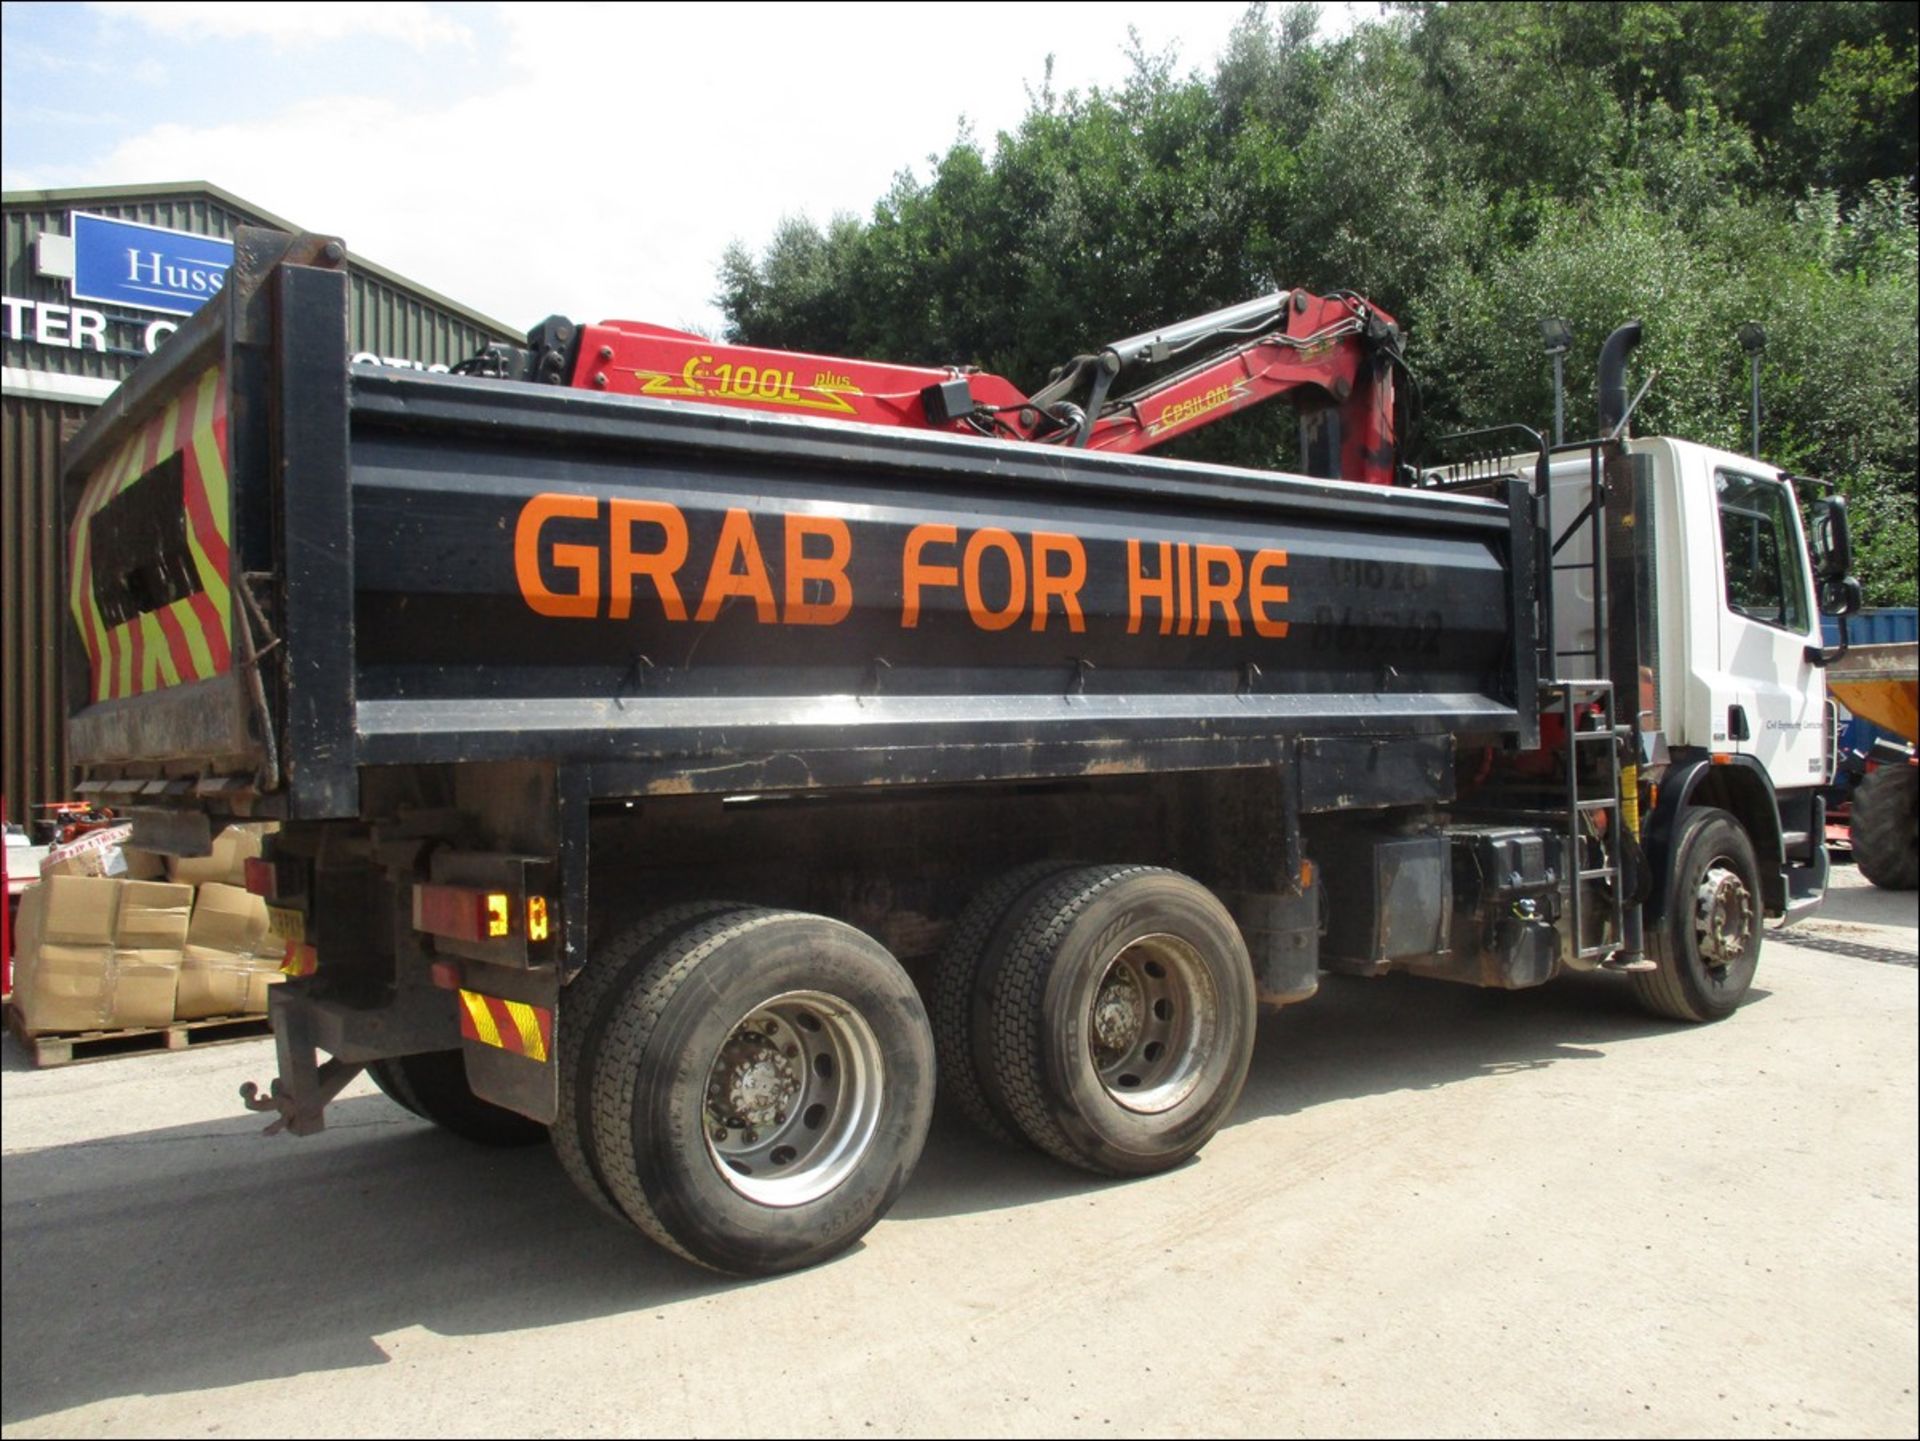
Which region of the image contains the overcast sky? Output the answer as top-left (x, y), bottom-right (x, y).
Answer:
top-left (1, 1), bottom-right (1359, 337)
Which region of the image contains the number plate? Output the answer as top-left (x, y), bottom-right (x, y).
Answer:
top-left (266, 905), bottom-right (305, 943)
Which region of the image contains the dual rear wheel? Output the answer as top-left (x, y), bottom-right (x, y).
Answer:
top-left (558, 906), bottom-right (935, 1275)
top-left (936, 863), bottom-right (1257, 1175)
top-left (549, 864), bottom-right (1256, 1274)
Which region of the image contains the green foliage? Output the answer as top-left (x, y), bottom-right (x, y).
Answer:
top-left (714, 0), bottom-right (1918, 604)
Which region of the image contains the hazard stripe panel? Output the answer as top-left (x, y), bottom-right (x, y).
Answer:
top-left (69, 363), bottom-right (233, 702)
top-left (457, 989), bottom-right (553, 1063)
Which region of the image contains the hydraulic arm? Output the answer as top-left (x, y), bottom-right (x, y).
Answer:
top-left (469, 290), bottom-right (1408, 486)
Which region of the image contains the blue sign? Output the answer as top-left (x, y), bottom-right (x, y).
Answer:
top-left (70, 212), bottom-right (233, 317)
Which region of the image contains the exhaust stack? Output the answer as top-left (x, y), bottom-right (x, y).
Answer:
top-left (1597, 322), bottom-right (1643, 437)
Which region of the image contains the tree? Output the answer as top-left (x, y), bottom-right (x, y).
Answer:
top-left (714, 1), bottom-right (1918, 601)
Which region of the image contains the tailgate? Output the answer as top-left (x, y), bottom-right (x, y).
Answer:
top-left (62, 229), bottom-right (352, 817)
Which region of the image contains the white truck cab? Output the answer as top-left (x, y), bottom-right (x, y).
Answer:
top-left (1648, 437), bottom-right (1826, 786)
top-left (1549, 435), bottom-right (1846, 926)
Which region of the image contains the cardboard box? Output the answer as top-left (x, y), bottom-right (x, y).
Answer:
top-left (244, 968), bottom-right (284, 1015)
top-left (17, 943), bottom-right (113, 1033)
top-left (175, 947), bottom-right (254, 1020)
top-left (14, 880), bottom-right (186, 1033)
top-left (35, 876), bottom-right (121, 945)
top-left (121, 847), bottom-right (169, 881)
top-left (114, 881), bottom-right (195, 949)
top-left (12, 880), bottom-right (46, 953)
top-left (41, 846), bottom-right (128, 879)
top-left (188, 882), bottom-right (269, 953)
top-left (39, 823), bottom-right (133, 879)
top-left (167, 823), bottom-right (274, 887)
top-left (108, 949), bottom-right (182, 1029)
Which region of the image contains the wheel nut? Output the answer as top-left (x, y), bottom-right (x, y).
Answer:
top-left (765, 1019), bottom-right (779, 1032)
top-left (712, 1127), bottom-right (728, 1142)
top-left (743, 1129), bottom-right (758, 1143)
top-left (785, 1044), bottom-right (798, 1058)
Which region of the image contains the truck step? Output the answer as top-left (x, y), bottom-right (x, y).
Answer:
top-left (1597, 953), bottom-right (1658, 973)
top-left (3, 1004), bottom-right (272, 1069)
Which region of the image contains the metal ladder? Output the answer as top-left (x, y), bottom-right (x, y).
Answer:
top-left (1556, 678), bottom-right (1628, 963)
top-left (1539, 446), bottom-right (1637, 967)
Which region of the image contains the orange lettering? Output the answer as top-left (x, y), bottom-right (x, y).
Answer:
top-left (696, 508), bottom-right (777, 623)
top-left (963, 528), bottom-right (1026, 632)
top-left (1030, 532), bottom-right (1086, 633)
top-left (608, 499), bottom-right (688, 621)
top-left (784, 515), bottom-right (852, 626)
top-left (1250, 549), bottom-right (1289, 638)
top-left (902, 524), bottom-right (958, 628)
top-left (1176, 542), bottom-right (1193, 636)
top-left (1128, 539), bottom-right (1176, 635)
top-left (1194, 544), bottom-right (1244, 637)
top-left (515, 493), bottom-right (601, 619)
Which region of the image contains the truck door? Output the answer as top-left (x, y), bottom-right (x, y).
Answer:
top-left (1713, 469), bottom-right (1825, 784)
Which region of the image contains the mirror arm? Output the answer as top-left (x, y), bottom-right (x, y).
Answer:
top-left (1805, 611), bottom-right (1850, 669)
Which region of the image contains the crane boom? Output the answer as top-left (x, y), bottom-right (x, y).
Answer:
top-left (465, 290), bottom-right (1406, 485)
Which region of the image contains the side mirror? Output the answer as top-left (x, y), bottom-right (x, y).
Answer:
top-left (1809, 495), bottom-right (1853, 582)
top-left (1805, 576), bottom-right (1864, 667)
top-left (1819, 575), bottom-right (1863, 619)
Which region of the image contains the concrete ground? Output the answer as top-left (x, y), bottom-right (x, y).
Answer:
top-left (3, 864), bottom-right (1914, 1439)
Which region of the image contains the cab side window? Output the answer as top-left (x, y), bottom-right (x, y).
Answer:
top-left (1716, 472), bottom-right (1808, 632)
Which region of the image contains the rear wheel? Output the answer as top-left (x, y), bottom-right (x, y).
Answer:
top-left (975, 865), bottom-right (1257, 1176)
top-left (1632, 807), bottom-right (1763, 1022)
top-left (930, 861), bottom-right (1080, 1145)
top-left (365, 1058), bottom-right (425, 1118)
top-left (590, 908), bottom-right (935, 1275)
top-left (552, 901), bottom-right (743, 1219)
top-left (367, 1049), bottom-right (549, 1147)
top-left (1850, 765), bottom-right (1919, 891)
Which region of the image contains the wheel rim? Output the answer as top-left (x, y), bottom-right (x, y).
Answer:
top-left (702, 989), bottom-right (885, 1208)
top-left (1087, 933), bottom-right (1219, 1115)
top-left (1693, 861), bottom-right (1755, 973)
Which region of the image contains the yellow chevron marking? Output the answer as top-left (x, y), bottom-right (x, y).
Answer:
top-left (503, 1000), bottom-right (548, 1062)
top-left (460, 989), bottom-right (503, 1048)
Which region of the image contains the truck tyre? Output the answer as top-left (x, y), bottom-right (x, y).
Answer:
top-left (590, 908), bottom-right (935, 1274)
top-left (554, 901), bottom-right (745, 1219)
top-left (1632, 807), bottom-right (1763, 1023)
top-left (1850, 765), bottom-right (1919, 890)
top-left (975, 865), bottom-right (1256, 1177)
top-left (365, 1058), bottom-right (426, 1118)
top-left (931, 862), bottom-right (1082, 1145)
top-left (368, 1049), bottom-right (550, 1147)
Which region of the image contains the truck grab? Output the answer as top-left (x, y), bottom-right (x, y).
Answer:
top-left (61, 230), bottom-right (1861, 1274)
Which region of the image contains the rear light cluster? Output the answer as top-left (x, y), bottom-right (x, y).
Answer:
top-left (412, 883), bottom-right (553, 946)
top-left (414, 884), bottom-right (512, 943)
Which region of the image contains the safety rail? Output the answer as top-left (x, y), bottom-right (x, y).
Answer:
top-left (1554, 678), bottom-right (1627, 964)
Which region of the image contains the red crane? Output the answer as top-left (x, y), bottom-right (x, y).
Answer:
top-left (470, 289), bottom-right (1409, 487)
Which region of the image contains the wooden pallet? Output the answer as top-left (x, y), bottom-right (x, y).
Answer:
top-left (5, 1004), bottom-right (271, 1068)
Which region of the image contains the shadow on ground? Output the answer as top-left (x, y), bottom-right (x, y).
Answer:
top-left (1803, 857), bottom-right (1920, 932)
top-left (0, 967), bottom-right (1730, 1424)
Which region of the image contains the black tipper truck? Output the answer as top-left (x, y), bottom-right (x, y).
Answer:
top-left (62, 230), bottom-right (1852, 1274)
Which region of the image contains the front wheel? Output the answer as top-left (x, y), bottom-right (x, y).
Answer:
top-left (589, 908), bottom-right (935, 1275)
top-left (1632, 807), bottom-right (1763, 1023)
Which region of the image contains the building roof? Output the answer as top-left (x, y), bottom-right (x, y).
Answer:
top-left (1, 178), bottom-right (520, 340)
